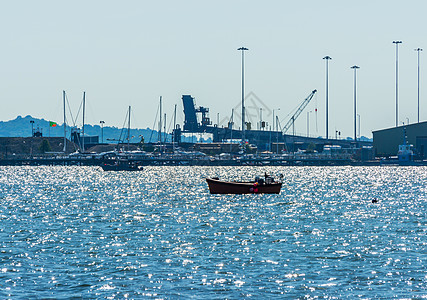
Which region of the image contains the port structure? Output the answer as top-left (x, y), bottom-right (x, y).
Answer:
top-left (281, 90), bottom-right (317, 135)
top-left (178, 92), bottom-right (371, 152)
top-left (182, 95), bottom-right (212, 132)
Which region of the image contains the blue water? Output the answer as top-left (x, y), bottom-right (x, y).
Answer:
top-left (0, 166), bottom-right (426, 299)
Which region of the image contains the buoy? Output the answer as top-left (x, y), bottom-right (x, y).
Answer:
top-left (372, 198), bottom-right (379, 203)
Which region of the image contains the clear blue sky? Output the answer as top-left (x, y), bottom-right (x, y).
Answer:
top-left (1, 0), bottom-right (426, 138)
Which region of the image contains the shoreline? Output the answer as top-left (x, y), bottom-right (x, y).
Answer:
top-left (0, 157), bottom-right (425, 167)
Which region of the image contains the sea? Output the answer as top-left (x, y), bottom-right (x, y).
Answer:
top-left (0, 166), bottom-right (425, 299)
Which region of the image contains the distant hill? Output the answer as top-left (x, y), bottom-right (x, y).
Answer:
top-left (0, 115), bottom-right (372, 143)
top-left (0, 115), bottom-right (166, 143)
top-left (359, 136), bottom-right (373, 142)
top-left (343, 136), bottom-right (373, 142)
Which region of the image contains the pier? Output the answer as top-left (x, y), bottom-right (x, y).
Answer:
top-left (0, 154), bottom-right (381, 167)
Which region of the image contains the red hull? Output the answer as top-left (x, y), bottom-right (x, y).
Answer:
top-left (206, 178), bottom-right (282, 194)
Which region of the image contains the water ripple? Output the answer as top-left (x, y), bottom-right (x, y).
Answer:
top-left (0, 166), bottom-right (426, 298)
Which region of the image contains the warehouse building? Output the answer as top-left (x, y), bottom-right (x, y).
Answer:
top-left (372, 121), bottom-right (427, 158)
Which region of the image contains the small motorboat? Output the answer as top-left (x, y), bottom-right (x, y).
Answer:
top-left (101, 159), bottom-right (143, 171)
top-left (206, 174), bottom-right (282, 194)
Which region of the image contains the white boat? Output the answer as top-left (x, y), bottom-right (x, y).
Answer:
top-left (397, 143), bottom-right (414, 162)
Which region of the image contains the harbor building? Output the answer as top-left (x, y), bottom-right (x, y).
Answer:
top-left (372, 121), bottom-right (427, 158)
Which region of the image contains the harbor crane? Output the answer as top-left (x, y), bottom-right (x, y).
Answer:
top-left (282, 90), bottom-right (317, 134)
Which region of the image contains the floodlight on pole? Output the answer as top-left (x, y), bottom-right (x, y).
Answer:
top-left (393, 40), bottom-right (402, 127)
top-left (357, 114), bottom-right (361, 139)
top-left (351, 65), bottom-right (360, 142)
top-left (323, 56), bottom-right (332, 139)
top-left (238, 47), bottom-right (249, 142)
top-left (415, 48), bottom-right (422, 123)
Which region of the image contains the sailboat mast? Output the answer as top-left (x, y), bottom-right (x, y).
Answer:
top-left (63, 90), bottom-right (67, 153)
top-left (82, 91), bottom-right (86, 152)
top-left (128, 105), bottom-right (131, 151)
top-left (230, 109), bottom-right (234, 154)
top-left (164, 113), bottom-right (166, 144)
top-left (159, 96), bottom-right (162, 143)
top-left (173, 104), bottom-right (177, 151)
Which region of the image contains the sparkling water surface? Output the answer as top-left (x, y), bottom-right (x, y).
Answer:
top-left (0, 166), bottom-right (426, 298)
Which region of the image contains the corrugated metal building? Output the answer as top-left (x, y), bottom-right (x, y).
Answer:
top-left (372, 121), bottom-right (427, 158)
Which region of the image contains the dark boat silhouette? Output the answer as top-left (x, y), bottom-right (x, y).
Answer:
top-left (206, 175), bottom-right (282, 194)
top-left (101, 159), bottom-right (143, 171)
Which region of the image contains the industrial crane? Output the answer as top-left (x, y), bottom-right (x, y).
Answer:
top-left (282, 90), bottom-right (317, 134)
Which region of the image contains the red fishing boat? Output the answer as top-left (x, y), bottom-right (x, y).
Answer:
top-left (206, 174), bottom-right (282, 194)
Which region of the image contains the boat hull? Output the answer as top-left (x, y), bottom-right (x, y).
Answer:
top-left (206, 178), bottom-right (282, 194)
top-left (101, 162), bottom-right (143, 171)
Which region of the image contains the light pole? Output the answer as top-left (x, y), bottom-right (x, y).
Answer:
top-left (357, 114), bottom-right (361, 139)
top-left (100, 120), bottom-right (105, 143)
top-left (415, 48), bottom-right (422, 123)
top-left (393, 40), bottom-right (402, 127)
top-left (351, 65), bottom-right (360, 142)
top-left (323, 56), bottom-right (332, 139)
top-left (238, 47), bottom-right (249, 142)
